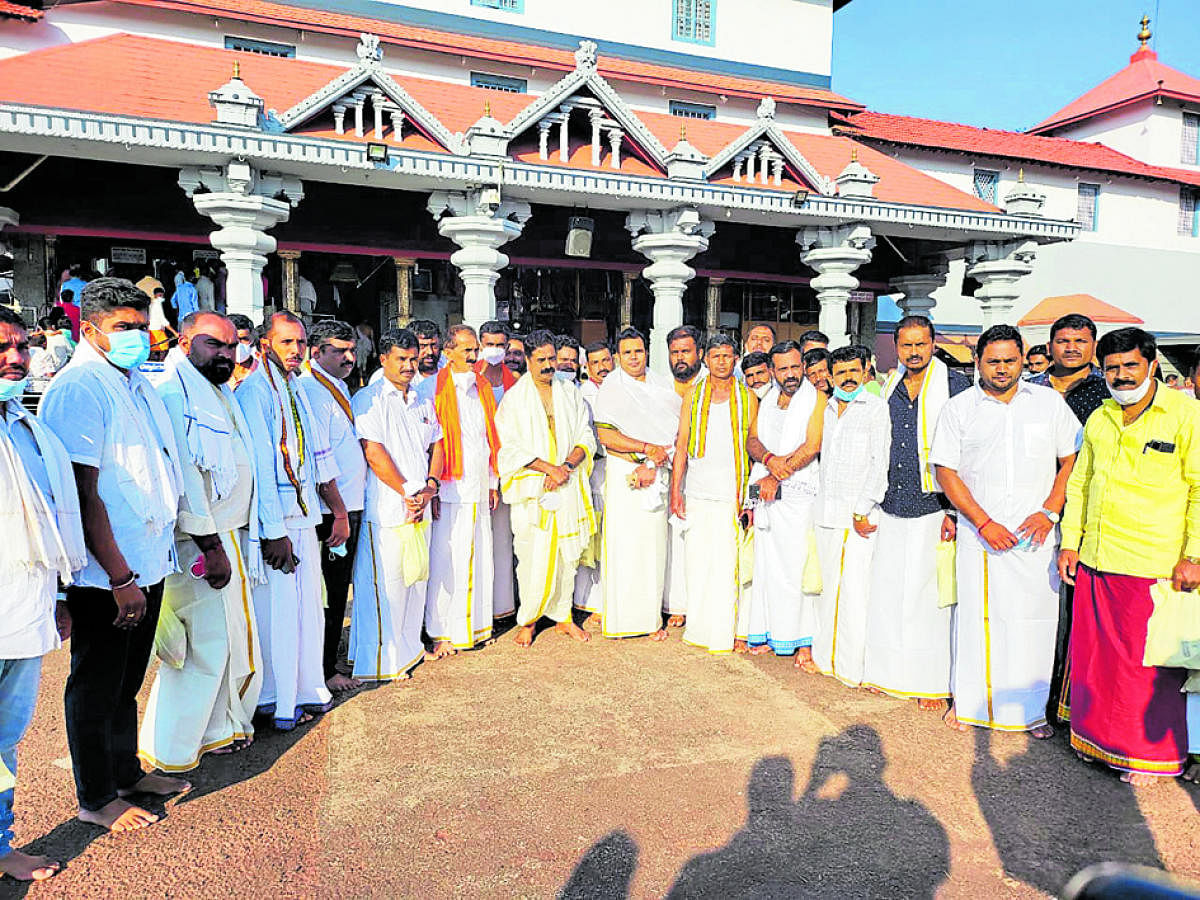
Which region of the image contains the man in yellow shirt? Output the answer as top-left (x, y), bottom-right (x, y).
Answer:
top-left (1059, 328), bottom-right (1200, 784)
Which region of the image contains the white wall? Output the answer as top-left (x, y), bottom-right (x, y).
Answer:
top-left (1047, 101), bottom-right (1200, 171)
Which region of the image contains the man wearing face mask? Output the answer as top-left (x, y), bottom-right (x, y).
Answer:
top-left (228, 313), bottom-right (258, 390)
top-left (0, 308), bottom-right (80, 881)
top-left (236, 311), bottom-right (348, 731)
top-left (418, 325), bottom-right (502, 656)
top-left (811, 345), bottom-right (890, 688)
top-left (138, 312), bottom-right (263, 773)
top-left (30, 315), bottom-right (72, 378)
top-left (300, 320), bottom-right (368, 695)
top-left (931, 325), bottom-right (1079, 739)
top-left (554, 334), bottom-right (582, 384)
top-left (574, 340), bottom-right (614, 620)
top-left (475, 321), bottom-right (517, 622)
top-left (1059, 327), bottom-right (1200, 785)
top-left (740, 351), bottom-right (773, 400)
top-left (664, 325), bottom-right (706, 629)
top-left (496, 330), bottom-right (596, 649)
top-left (40, 278), bottom-right (188, 833)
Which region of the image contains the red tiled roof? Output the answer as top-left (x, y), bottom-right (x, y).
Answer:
top-left (0, 1), bottom-right (42, 21)
top-left (1030, 47), bottom-right (1200, 134)
top-left (832, 110), bottom-right (1200, 188)
top-left (0, 34), bottom-right (995, 213)
top-left (110, 0), bottom-right (863, 111)
top-left (1018, 294), bottom-right (1143, 326)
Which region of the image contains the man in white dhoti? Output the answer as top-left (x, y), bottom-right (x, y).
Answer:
top-left (0, 308), bottom-right (80, 880)
top-left (664, 325), bottom-right (706, 628)
top-left (300, 320), bottom-right (368, 694)
top-left (811, 345), bottom-right (890, 688)
top-left (236, 312), bottom-right (349, 731)
top-left (477, 320), bottom-right (518, 622)
top-left (139, 312), bottom-right (262, 771)
top-left (418, 325), bottom-right (501, 656)
top-left (931, 325), bottom-right (1079, 738)
top-left (574, 340), bottom-right (613, 621)
top-left (746, 341), bottom-right (825, 669)
top-left (496, 331), bottom-right (596, 648)
top-left (349, 329), bottom-right (441, 682)
top-left (862, 315), bottom-right (971, 711)
top-left (669, 334), bottom-right (757, 655)
top-left (41, 278), bottom-right (188, 832)
top-left (594, 327), bottom-right (680, 641)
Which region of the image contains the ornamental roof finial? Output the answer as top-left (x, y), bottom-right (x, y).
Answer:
top-left (851, 147), bottom-right (858, 163)
top-left (232, 60), bottom-right (241, 80)
top-left (680, 123), bottom-right (687, 141)
top-left (1137, 14), bottom-right (1151, 48)
top-left (1018, 166), bottom-right (1025, 183)
top-left (484, 100), bottom-right (491, 118)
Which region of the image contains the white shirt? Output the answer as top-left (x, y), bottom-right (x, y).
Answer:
top-left (929, 382), bottom-right (1081, 531)
top-left (417, 371), bottom-right (496, 504)
top-left (297, 276), bottom-right (317, 317)
top-left (685, 398), bottom-right (738, 503)
top-left (353, 377), bottom-right (441, 528)
top-left (299, 361), bottom-right (367, 513)
top-left (195, 274), bottom-right (215, 311)
top-left (815, 390), bottom-right (892, 528)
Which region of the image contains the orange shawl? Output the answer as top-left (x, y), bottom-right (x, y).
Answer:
top-left (474, 358), bottom-right (518, 392)
top-left (435, 366), bottom-right (501, 482)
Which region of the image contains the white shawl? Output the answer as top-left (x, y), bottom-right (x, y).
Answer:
top-left (883, 355), bottom-right (950, 493)
top-left (0, 405), bottom-right (87, 581)
top-left (66, 339), bottom-right (183, 530)
top-left (749, 381), bottom-right (820, 491)
top-left (592, 366), bottom-right (681, 448)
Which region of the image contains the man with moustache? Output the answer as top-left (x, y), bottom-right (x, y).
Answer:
top-left (554, 334), bottom-right (582, 383)
top-left (139, 312), bottom-right (262, 772)
top-left (1060, 327), bottom-right (1200, 784)
top-left (41, 278), bottom-right (187, 832)
top-left (0, 308), bottom-right (80, 880)
top-left (932, 325), bottom-right (1078, 738)
top-left (411, 319), bottom-right (445, 387)
top-left (348, 329), bottom-right (441, 683)
top-left (741, 351), bottom-right (773, 399)
top-left (419, 325), bottom-right (502, 655)
top-left (595, 327), bottom-right (679, 641)
top-left (803, 347), bottom-right (833, 398)
top-left (497, 331), bottom-right (596, 649)
top-left (746, 341), bottom-right (825, 668)
top-left (476, 320), bottom-right (519, 622)
top-left (862, 315), bottom-right (970, 712)
top-left (1028, 313), bottom-right (1107, 723)
top-left (236, 311), bottom-right (349, 731)
top-left (664, 325), bottom-right (706, 628)
top-left (670, 333), bottom-right (757, 655)
top-left (574, 340), bottom-right (614, 620)
top-left (299, 320), bottom-right (368, 694)
top-left (505, 334), bottom-right (528, 376)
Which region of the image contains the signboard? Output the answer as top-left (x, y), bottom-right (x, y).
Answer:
top-left (110, 246), bottom-right (147, 265)
top-left (192, 248), bottom-right (221, 260)
top-left (848, 290), bottom-right (875, 304)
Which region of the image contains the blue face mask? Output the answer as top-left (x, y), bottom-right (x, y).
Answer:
top-left (0, 376), bottom-right (28, 401)
top-left (832, 383), bottom-right (865, 403)
top-left (554, 369), bottom-right (576, 383)
top-left (102, 329), bottom-right (151, 370)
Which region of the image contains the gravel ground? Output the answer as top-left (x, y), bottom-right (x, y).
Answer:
top-left (3, 616), bottom-right (1197, 899)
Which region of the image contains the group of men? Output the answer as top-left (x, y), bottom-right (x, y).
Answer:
top-left (0, 276), bottom-right (1196, 882)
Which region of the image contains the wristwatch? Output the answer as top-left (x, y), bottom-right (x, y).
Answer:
top-left (1041, 507), bottom-right (1060, 524)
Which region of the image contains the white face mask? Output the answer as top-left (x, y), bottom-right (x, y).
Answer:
top-left (479, 346), bottom-right (506, 366)
top-left (751, 382), bottom-right (773, 399)
top-left (1107, 374), bottom-right (1153, 406)
top-left (236, 342), bottom-right (253, 364)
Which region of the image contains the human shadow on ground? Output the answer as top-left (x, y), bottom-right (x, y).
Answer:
top-left (970, 725), bottom-right (1163, 896)
top-left (560, 725), bottom-right (948, 899)
top-left (558, 830), bottom-right (639, 900)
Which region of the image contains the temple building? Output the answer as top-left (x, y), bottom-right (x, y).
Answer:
top-left (0, 3), bottom-right (1190, 369)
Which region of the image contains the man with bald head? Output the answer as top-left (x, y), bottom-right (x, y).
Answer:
top-left (236, 311), bottom-right (348, 731)
top-left (139, 312), bottom-right (263, 771)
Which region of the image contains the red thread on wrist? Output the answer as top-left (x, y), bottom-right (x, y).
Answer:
top-left (978, 517), bottom-right (993, 531)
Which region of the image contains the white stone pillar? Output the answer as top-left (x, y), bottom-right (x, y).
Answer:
top-left (797, 224), bottom-right (875, 349)
top-left (889, 260), bottom-right (949, 320)
top-left (428, 190), bottom-right (531, 332)
top-left (965, 240), bottom-right (1037, 330)
top-left (626, 208), bottom-right (715, 374)
top-left (180, 163), bottom-right (302, 325)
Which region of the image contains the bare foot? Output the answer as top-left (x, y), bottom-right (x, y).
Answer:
top-left (667, 615), bottom-right (685, 628)
top-left (1075, 750), bottom-right (1096, 765)
top-left (917, 698), bottom-right (944, 711)
top-left (513, 624), bottom-right (535, 647)
top-left (0, 850), bottom-right (61, 881)
top-left (584, 613), bottom-right (601, 628)
top-left (943, 706), bottom-right (969, 733)
top-left (78, 798), bottom-right (159, 832)
top-left (862, 686), bottom-right (884, 696)
top-left (733, 640), bottom-right (748, 654)
top-left (119, 773), bottom-right (191, 798)
top-left (1121, 771), bottom-right (1168, 786)
top-left (326, 673), bottom-right (362, 693)
top-left (748, 644), bottom-right (771, 656)
top-left (424, 641), bottom-right (457, 661)
top-left (794, 649), bottom-right (819, 674)
top-left (555, 620), bottom-right (591, 643)
top-left (1029, 724), bottom-right (1055, 740)
top-left (1182, 758), bottom-right (1200, 783)
top-left (650, 628), bottom-right (669, 642)
top-left (214, 736), bottom-right (254, 755)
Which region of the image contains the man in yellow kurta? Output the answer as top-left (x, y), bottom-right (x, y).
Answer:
top-left (495, 331), bottom-right (596, 649)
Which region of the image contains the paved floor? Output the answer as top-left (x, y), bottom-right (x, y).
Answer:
top-left (5, 618), bottom-right (1199, 898)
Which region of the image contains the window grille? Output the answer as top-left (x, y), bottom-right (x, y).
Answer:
top-left (1076, 183), bottom-right (1099, 232)
top-left (224, 36), bottom-right (296, 58)
top-left (1182, 112), bottom-right (1199, 165)
top-left (673, 0), bottom-right (715, 46)
top-left (1180, 188), bottom-right (1199, 237)
top-left (972, 169), bottom-right (999, 204)
top-left (470, 72), bottom-right (527, 93)
top-left (669, 100), bottom-right (717, 120)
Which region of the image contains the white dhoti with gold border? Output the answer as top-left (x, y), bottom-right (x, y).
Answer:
top-left (813, 524), bottom-right (875, 687)
top-left (425, 498), bottom-right (494, 649)
top-left (349, 521), bottom-right (428, 681)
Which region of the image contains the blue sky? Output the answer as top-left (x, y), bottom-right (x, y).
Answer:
top-left (831, 0), bottom-right (1200, 131)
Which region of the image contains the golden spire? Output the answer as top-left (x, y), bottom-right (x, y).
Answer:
top-left (1137, 14), bottom-right (1151, 48)
top-left (232, 60), bottom-right (241, 80)
top-left (851, 147), bottom-right (858, 163)
top-left (483, 100), bottom-right (491, 118)
top-left (680, 122), bottom-right (687, 141)
top-left (1018, 167), bottom-right (1024, 183)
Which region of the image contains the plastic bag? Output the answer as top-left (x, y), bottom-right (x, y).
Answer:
top-left (399, 519), bottom-right (431, 587)
top-left (154, 600), bottom-right (187, 669)
top-left (1142, 580), bottom-right (1200, 668)
top-left (801, 529), bottom-right (822, 595)
top-left (936, 539), bottom-right (957, 609)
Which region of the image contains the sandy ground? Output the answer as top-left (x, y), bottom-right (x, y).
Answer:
top-left (3, 616), bottom-right (1197, 899)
